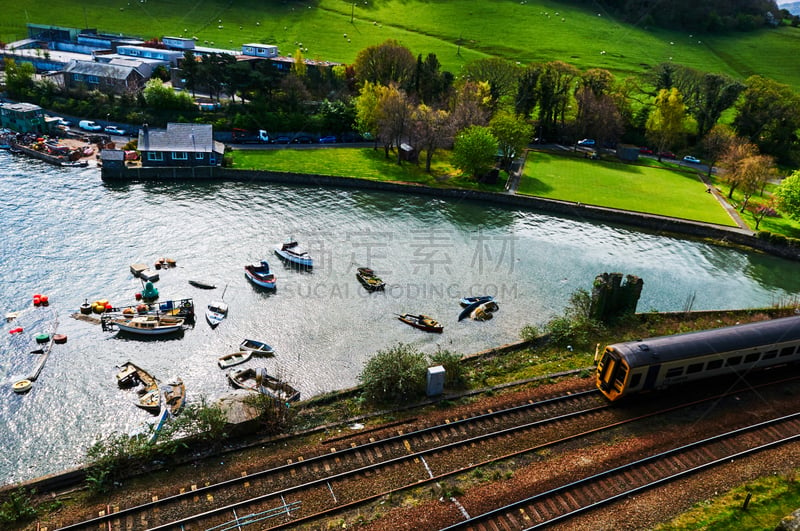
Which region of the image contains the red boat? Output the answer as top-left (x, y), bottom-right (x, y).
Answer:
top-left (245, 261), bottom-right (277, 290)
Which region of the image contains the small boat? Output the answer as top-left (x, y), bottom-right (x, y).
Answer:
top-left (397, 313), bottom-right (444, 333)
top-left (161, 377), bottom-right (186, 416)
top-left (245, 261), bottom-right (277, 289)
top-left (471, 300), bottom-right (499, 321)
top-left (458, 300), bottom-right (483, 322)
top-left (239, 338), bottom-right (275, 356)
top-left (116, 362), bottom-right (161, 413)
top-left (205, 300), bottom-right (228, 328)
top-left (218, 351), bottom-right (253, 369)
top-left (356, 267), bottom-right (385, 292)
top-left (459, 295), bottom-right (494, 307)
top-left (227, 367), bottom-right (300, 402)
top-left (188, 279), bottom-right (216, 289)
top-left (109, 315), bottom-right (185, 336)
top-left (274, 238), bottom-right (313, 268)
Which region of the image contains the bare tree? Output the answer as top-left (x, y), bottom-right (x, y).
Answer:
top-left (377, 85), bottom-right (414, 164)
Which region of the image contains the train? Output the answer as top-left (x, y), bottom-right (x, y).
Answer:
top-left (595, 315), bottom-right (800, 401)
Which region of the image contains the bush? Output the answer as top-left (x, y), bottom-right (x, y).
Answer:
top-left (359, 343), bottom-right (428, 405)
top-left (429, 348), bottom-right (467, 389)
top-left (0, 488), bottom-right (37, 524)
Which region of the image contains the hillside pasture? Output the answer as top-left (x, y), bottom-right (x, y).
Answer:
top-left (1, 0), bottom-right (799, 89)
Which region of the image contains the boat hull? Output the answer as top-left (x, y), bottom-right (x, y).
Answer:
top-left (218, 351), bottom-right (252, 369)
top-left (245, 265), bottom-right (276, 289)
top-left (239, 339), bottom-right (275, 356)
top-left (398, 314), bottom-right (443, 333)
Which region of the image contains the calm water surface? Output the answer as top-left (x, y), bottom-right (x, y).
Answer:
top-left (1, 151), bottom-right (799, 485)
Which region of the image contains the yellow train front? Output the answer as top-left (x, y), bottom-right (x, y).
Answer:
top-left (596, 315), bottom-right (800, 401)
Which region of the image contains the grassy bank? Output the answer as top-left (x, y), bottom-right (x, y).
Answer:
top-left (229, 147), bottom-right (740, 226)
top-left (2, 0), bottom-right (800, 89)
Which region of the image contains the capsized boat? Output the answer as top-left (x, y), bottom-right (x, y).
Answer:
top-left (245, 261), bottom-right (277, 289)
top-left (397, 313), bottom-right (444, 333)
top-left (274, 239), bottom-right (313, 268)
top-left (356, 267), bottom-right (385, 292)
top-left (227, 367), bottom-right (300, 402)
top-left (188, 279), bottom-right (216, 289)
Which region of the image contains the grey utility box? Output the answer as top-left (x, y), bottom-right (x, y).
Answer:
top-left (426, 365), bottom-right (446, 397)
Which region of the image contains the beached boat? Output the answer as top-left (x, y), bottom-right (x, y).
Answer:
top-left (217, 351), bottom-right (253, 369)
top-left (239, 338), bottom-right (275, 356)
top-left (205, 300), bottom-right (228, 328)
top-left (356, 267), bottom-right (385, 292)
top-left (274, 239), bottom-right (313, 268)
top-left (458, 300), bottom-right (483, 321)
top-left (459, 295), bottom-right (494, 307)
top-left (244, 261), bottom-right (277, 289)
top-left (227, 367), bottom-right (300, 402)
top-left (397, 313), bottom-right (444, 333)
top-left (116, 362), bottom-right (161, 413)
top-left (107, 314), bottom-right (185, 336)
top-left (161, 378), bottom-right (186, 416)
top-left (471, 300), bottom-right (499, 321)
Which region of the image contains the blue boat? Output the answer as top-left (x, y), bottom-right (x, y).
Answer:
top-left (459, 295), bottom-right (494, 307)
top-left (245, 261), bottom-right (277, 289)
top-left (274, 239), bottom-right (313, 268)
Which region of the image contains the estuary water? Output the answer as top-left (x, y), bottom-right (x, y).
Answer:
top-left (1, 150), bottom-right (799, 486)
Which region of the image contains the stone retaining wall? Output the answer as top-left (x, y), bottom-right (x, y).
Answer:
top-left (101, 165), bottom-right (800, 261)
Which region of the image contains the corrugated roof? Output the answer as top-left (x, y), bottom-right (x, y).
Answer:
top-left (64, 60), bottom-right (141, 80)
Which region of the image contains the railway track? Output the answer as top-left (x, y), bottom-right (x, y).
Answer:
top-left (441, 412), bottom-right (800, 530)
top-left (47, 375), bottom-right (800, 530)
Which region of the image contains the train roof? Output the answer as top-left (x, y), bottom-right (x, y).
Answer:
top-left (608, 315), bottom-right (800, 368)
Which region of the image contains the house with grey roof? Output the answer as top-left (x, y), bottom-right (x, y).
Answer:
top-left (62, 60), bottom-right (145, 94)
top-left (138, 123), bottom-right (225, 167)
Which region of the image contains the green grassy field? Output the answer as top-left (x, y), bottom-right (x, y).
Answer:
top-left (518, 150), bottom-right (738, 225)
top-left (2, 0), bottom-right (799, 90)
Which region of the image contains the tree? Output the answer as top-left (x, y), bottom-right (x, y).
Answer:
top-left (460, 57), bottom-right (520, 110)
top-left (376, 85), bottom-right (414, 164)
top-left (536, 61), bottom-right (579, 139)
top-left (449, 80), bottom-right (491, 132)
top-left (489, 110), bottom-right (532, 171)
top-left (645, 88), bottom-right (687, 160)
top-left (775, 171), bottom-right (800, 222)
top-left (736, 154), bottom-right (776, 213)
top-left (142, 79), bottom-right (194, 110)
top-left (359, 343), bottom-right (428, 404)
top-left (691, 73), bottom-right (744, 138)
top-left (702, 124), bottom-right (736, 179)
top-left (352, 39), bottom-right (416, 90)
top-left (355, 81), bottom-right (387, 146)
top-left (452, 125), bottom-right (498, 179)
top-left (515, 63), bottom-right (543, 118)
top-left (719, 137), bottom-right (759, 199)
top-left (4, 58), bottom-right (35, 99)
top-left (412, 53), bottom-right (452, 106)
top-left (574, 83), bottom-right (624, 146)
top-left (412, 104), bottom-right (451, 172)
top-left (733, 75), bottom-right (800, 164)
top-left (180, 51), bottom-right (199, 97)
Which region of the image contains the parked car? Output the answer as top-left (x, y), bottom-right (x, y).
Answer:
top-left (658, 151), bottom-right (676, 159)
top-left (291, 135), bottom-right (316, 144)
top-left (683, 155), bottom-right (701, 164)
top-left (271, 136), bottom-right (291, 144)
top-left (104, 126), bottom-right (127, 136)
top-left (577, 138), bottom-right (596, 146)
top-left (57, 118), bottom-right (72, 128)
top-left (79, 120), bottom-right (102, 132)
top-left (639, 146), bottom-right (653, 155)
top-left (319, 135), bottom-right (337, 144)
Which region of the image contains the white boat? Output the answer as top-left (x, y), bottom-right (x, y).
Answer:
top-left (274, 239), bottom-right (313, 268)
top-left (109, 315), bottom-right (185, 336)
top-left (218, 351), bottom-right (253, 369)
top-left (205, 300), bottom-right (228, 328)
top-left (239, 338), bottom-right (275, 356)
top-left (244, 261), bottom-right (277, 289)
top-left (227, 367), bottom-right (300, 402)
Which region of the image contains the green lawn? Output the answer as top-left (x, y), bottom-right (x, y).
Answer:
top-left (3, 0), bottom-right (800, 90)
top-left (517, 150), bottom-right (738, 226)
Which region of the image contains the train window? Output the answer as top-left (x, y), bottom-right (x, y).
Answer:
top-left (666, 367), bottom-right (683, 378)
top-left (763, 350), bottom-right (778, 359)
top-left (707, 359), bottom-right (723, 370)
top-left (726, 356), bottom-right (742, 366)
top-left (629, 373), bottom-right (641, 388)
top-left (687, 363), bottom-right (703, 374)
top-left (780, 346), bottom-right (796, 357)
top-left (744, 353), bottom-right (760, 363)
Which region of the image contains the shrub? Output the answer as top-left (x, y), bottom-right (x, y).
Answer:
top-left (0, 488), bottom-right (37, 524)
top-left (359, 343), bottom-right (428, 405)
top-left (429, 348), bottom-right (467, 389)
top-left (520, 325), bottom-right (539, 342)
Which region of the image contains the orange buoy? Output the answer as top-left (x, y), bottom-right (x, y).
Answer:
top-left (53, 334), bottom-right (68, 344)
top-left (136, 304), bottom-right (148, 313)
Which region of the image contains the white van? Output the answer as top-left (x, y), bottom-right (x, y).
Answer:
top-left (79, 120), bottom-right (102, 132)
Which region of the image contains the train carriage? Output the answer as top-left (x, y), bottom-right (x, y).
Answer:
top-left (596, 315), bottom-right (800, 401)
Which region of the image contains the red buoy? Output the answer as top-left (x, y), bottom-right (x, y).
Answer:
top-left (53, 334), bottom-right (68, 344)
top-left (33, 296), bottom-right (41, 306)
top-left (40, 295), bottom-right (49, 306)
top-left (135, 292), bottom-right (142, 301)
top-left (9, 327), bottom-right (23, 334)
